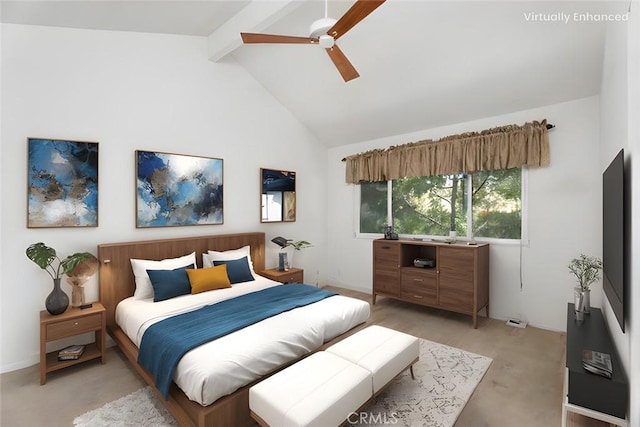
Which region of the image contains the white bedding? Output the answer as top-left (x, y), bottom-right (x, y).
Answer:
top-left (115, 276), bottom-right (370, 406)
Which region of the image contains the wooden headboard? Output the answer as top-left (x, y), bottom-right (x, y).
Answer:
top-left (98, 232), bottom-right (265, 330)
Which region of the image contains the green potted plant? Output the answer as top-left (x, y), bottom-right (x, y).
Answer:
top-left (26, 242), bottom-right (98, 315)
top-left (283, 240), bottom-right (312, 251)
top-left (568, 254), bottom-right (602, 315)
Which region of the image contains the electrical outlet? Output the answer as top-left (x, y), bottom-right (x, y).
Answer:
top-left (506, 319), bottom-right (527, 328)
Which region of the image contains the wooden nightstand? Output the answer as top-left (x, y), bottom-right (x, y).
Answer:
top-left (260, 268), bottom-right (304, 284)
top-left (39, 302), bottom-right (106, 385)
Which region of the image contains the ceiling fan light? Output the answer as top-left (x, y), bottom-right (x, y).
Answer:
top-left (318, 34), bottom-right (335, 49)
top-left (309, 17), bottom-right (337, 38)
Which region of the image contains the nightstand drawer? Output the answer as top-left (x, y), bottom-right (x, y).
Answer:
top-left (280, 271), bottom-right (304, 283)
top-left (46, 313), bottom-right (102, 340)
top-left (260, 268), bottom-right (304, 284)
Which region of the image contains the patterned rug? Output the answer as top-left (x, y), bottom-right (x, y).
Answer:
top-left (73, 339), bottom-right (491, 427)
top-left (356, 339), bottom-right (492, 427)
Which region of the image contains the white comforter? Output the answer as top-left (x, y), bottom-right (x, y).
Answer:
top-left (116, 277), bottom-right (370, 406)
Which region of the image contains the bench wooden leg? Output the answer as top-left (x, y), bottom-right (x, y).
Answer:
top-left (410, 365), bottom-right (415, 380)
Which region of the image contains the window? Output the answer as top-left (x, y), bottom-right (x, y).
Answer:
top-left (359, 168), bottom-right (523, 240)
top-left (359, 180), bottom-right (388, 234)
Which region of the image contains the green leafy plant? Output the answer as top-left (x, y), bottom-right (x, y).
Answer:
top-left (568, 254), bottom-right (603, 291)
top-left (26, 242), bottom-right (98, 281)
top-left (284, 240), bottom-right (312, 250)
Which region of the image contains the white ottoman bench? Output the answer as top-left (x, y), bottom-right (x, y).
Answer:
top-left (249, 351), bottom-right (372, 427)
top-left (326, 325), bottom-right (420, 394)
top-left (249, 326), bottom-right (420, 427)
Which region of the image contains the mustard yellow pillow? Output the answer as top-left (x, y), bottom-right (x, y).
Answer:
top-left (186, 265), bottom-right (231, 294)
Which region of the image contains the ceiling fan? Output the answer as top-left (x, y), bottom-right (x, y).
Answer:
top-left (240, 0), bottom-right (386, 82)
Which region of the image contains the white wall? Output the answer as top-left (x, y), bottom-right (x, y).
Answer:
top-left (628, 4), bottom-right (640, 424)
top-left (627, 4), bottom-right (640, 424)
top-left (326, 96), bottom-right (601, 332)
top-left (0, 24), bottom-right (328, 372)
top-left (599, 5), bottom-right (639, 424)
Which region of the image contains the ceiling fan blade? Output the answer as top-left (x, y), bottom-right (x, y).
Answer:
top-left (241, 33), bottom-right (317, 44)
top-left (328, 0), bottom-right (386, 40)
top-left (326, 45), bottom-right (360, 82)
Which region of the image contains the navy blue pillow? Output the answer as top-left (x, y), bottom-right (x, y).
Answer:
top-left (147, 265), bottom-right (194, 302)
top-left (212, 257), bottom-right (255, 284)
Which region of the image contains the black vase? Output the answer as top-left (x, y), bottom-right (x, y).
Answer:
top-left (46, 278), bottom-right (69, 315)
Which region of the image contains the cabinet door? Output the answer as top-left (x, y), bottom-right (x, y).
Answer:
top-left (373, 242), bottom-right (400, 295)
top-left (438, 247), bottom-right (475, 312)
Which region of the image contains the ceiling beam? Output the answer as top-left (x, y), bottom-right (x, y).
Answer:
top-left (207, 0), bottom-right (303, 62)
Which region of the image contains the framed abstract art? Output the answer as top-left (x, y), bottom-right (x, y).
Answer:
top-left (260, 168), bottom-right (296, 223)
top-left (27, 138), bottom-right (99, 228)
top-left (136, 150), bottom-right (223, 228)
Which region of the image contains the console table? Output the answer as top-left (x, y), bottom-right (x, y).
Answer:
top-left (562, 303), bottom-right (628, 426)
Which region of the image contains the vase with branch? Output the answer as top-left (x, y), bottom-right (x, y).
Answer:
top-left (272, 238), bottom-right (311, 271)
top-left (568, 254), bottom-right (602, 316)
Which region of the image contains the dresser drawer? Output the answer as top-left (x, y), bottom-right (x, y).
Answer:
top-left (401, 268), bottom-right (437, 288)
top-left (46, 313), bottom-right (102, 341)
top-left (400, 283), bottom-right (437, 305)
top-left (401, 267), bottom-right (437, 304)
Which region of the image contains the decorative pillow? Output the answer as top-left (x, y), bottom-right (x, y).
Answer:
top-left (186, 265), bottom-right (232, 294)
top-left (213, 256), bottom-right (255, 284)
top-left (147, 265), bottom-right (193, 302)
top-left (204, 246), bottom-right (255, 276)
top-left (130, 252), bottom-right (196, 300)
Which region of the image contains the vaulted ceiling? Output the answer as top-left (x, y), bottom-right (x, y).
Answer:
top-left (2, 1), bottom-right (623, 147)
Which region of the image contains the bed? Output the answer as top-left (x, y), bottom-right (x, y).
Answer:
top-left (98, 232), bottom-right (370, 427)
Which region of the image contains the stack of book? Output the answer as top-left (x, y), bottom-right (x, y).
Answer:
top-left (57, 344), bottom-right (85, 361)
top-left (582, 349), bottom-right (612, 378)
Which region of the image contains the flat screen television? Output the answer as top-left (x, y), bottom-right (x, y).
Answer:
top-left (602, 149), bottom-right (625, 332)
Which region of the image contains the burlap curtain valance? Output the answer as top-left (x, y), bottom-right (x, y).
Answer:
top-left (344, 120), bottom-right (550, 184)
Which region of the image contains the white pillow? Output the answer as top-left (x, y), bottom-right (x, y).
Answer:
top-left (130, 252), bottom-right (196, 300)
top-left (203, 246), bottom-right (255, 277)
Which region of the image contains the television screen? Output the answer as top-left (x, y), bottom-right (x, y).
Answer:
top-left (602, 149), bottom-right (625, 332)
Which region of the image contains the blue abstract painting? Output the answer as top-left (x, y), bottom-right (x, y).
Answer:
top-left (136, 150), bottom-right (223, 227)
top-left (27, 138), bottom-right (99, 228)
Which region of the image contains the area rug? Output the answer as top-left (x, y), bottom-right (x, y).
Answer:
top-left (73, 339), bottom-right (491, 427)
top-left (73, 387), bottom-right (178, 427)
top-left (355, 339), bottom-right (492, 427)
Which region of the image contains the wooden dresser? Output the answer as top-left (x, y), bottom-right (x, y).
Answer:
top-left (373, 239), bottom-right (490, 328)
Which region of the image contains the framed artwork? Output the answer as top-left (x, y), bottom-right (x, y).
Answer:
top-left (136, 150), bottom-right (223, 228)
top-left (260, 168), bottom-right (296, 223)
top-left (27, 138), bottom-right (99, 228)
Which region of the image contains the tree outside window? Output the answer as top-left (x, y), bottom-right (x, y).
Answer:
top-left (359, 168), bottom-right (521, 240)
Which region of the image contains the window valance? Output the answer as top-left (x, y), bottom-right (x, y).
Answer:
top-left (343, 120), bottom-right (550, 184)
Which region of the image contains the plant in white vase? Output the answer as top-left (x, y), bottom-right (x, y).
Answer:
top-left (568, 254), bottom-right (602, 315)
top-left (281, 240), bottom-right (311, 270)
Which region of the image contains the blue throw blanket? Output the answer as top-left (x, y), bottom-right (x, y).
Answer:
top-left (137, 284), bottom-right (337, 399)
